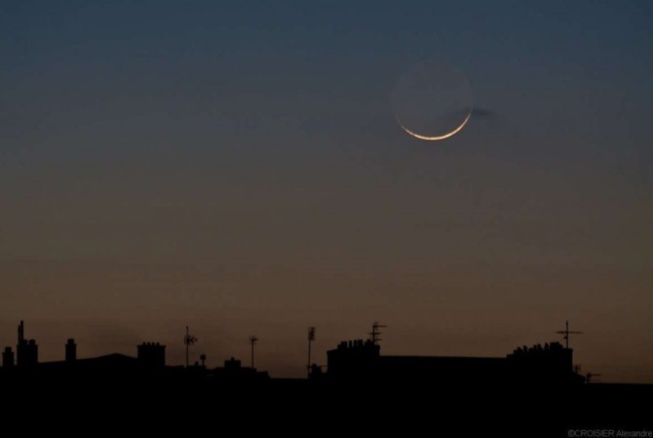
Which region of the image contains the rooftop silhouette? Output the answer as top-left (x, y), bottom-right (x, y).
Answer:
top-left (1, 319), bottom-right (650, 433)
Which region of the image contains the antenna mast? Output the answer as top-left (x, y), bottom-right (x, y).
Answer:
top-left (249, 335), bottom-right (258, 368)
top-left (307, 327), bottom-right (316, 378)
top-left (556, 320), bottom-right (583, 349)
top-left (369, 321), bottom-right (387, 345)
top-left (184, 326), bottom-right (197, 367)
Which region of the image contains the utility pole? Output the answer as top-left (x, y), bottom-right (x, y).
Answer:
top-left (307, 327), bottom-right (316, 378)
top-left (184, 326), bottom-right (197, 367)
top-left (249, 335), bottom-right (258, 369)
top-left (556, 320), bottom-right (583, 349)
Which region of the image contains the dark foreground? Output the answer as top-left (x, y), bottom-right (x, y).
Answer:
top-left (3, 376), bottom-right (650, 436)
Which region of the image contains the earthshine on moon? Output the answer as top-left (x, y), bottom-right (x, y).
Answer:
top-left (392, 60), bottom-right (473, 141)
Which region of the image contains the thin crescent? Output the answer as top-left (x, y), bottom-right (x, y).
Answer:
top-left (397, 111), bottom-right (472, 141)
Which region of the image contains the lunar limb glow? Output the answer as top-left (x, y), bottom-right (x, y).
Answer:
top-left (397, 112), bottom-right (472, 141)
top-left (392, 60), bottom-right (473, 141)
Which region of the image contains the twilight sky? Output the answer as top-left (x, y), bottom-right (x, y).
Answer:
top-left (1, 1), bottom-right (651, 382)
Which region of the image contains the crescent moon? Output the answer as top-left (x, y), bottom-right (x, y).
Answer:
top-left (397, 111), bottom-right (472, 141)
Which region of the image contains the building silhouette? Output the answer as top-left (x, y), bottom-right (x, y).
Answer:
top-left (1, 320), bottom-right (584, 389)
top-left (0, 319), bottom-right (650, 433)
top-left (326, 338), bottom-right (583, 388)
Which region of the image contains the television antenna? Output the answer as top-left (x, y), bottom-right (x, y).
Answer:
top-left (249, 336), bottom-right (258, 368)
top-left (307, 327), bottom-right (316, 378)
top-left (556, 320), bottom-right (583, 349)
top-left (369, 321), bottom-right (387, 345)
top-left (184, 326), bottom-right (198, 367)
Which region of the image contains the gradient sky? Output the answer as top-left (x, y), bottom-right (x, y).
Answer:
top-left (1, 1), bottom-right (651, 382)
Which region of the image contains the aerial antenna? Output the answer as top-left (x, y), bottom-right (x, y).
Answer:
top-left (556, 320), bottom-right (583, 349)
top-left (184, 326), bottom-right (197, 367)
top-left (586, 372), bottom-right (601, 384)
top-left (249, 336), bottom-right (258, 369)
top-left (307, 327), bottom-right (316, 379)
top-left (369, 321), bottom-right (387, 345)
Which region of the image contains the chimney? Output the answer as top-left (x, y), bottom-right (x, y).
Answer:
top-left (65, 339), bottom-right (77, 363)
top-left (2, 347), bottom-right (14, 368)
top-left (18, 320), bottom-right (24, 344)
top-left (137, 342), bottom-right (166, 369)
top-left (28, 339), bottom-right (38, 366)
